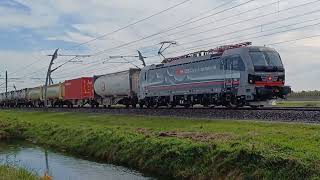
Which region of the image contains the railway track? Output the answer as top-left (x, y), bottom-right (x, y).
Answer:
top-left (2, 106), bottom-right (320, 123)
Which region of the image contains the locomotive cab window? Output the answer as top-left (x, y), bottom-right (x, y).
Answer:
top-left (249, 51), bottom-right (284, 72)
top-left (222, 56), bottom-right (245, 71)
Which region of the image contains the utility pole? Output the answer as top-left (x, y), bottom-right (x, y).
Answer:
top-left (43, 49), bottom-right (91, 108)
top-left (44, 49), bottom-right (59, 108)
top-left (5, 70), bottom-right (7, 94)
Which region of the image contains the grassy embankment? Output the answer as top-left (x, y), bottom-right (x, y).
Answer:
top-left (0, 165), bottom-right (37, 180)
top-left (1, 110), bottom-right (320, 179)
top-left (275, 100), bottom-right (320, 107)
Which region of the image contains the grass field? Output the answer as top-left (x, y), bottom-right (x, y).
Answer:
top-left (0, 165), bottom-right (37, 180)
top-left (0, 110), bottom-right (320, 179)
top-left (275, 100), bottom-right (320, 107)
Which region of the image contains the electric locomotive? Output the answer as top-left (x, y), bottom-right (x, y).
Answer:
top-left (138, 42), bottom-right (291, 108)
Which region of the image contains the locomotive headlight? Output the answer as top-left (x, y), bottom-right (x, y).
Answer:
top-left (248, 74), bottom-right (255, 84)
top-left (248, 74), bottom-right (262, 84)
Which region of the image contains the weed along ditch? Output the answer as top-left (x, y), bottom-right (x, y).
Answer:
top-left (1, 110), bottom-right (320, 179)
top-left (0, 141), bottom-right (153, 180)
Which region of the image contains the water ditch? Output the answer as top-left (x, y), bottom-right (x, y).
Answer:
top-left (0, 141), bottom-right (156, 180)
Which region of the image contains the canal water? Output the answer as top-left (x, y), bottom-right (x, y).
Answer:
top-left (0, 141), bottom-right (155, 180)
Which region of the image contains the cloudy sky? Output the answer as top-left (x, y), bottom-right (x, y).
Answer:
top-left (0, 0), bottom-right (320, 92)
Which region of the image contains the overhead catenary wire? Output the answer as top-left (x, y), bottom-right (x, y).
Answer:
top-left (38, 0), bottom-right (281, 78)
top-left (89, 0), bottom-right (259, 57)
top-left (54, 20), bottom-right (320, 80)
top-left (163, 20), bottom-right (320, 57)
top-left (7, 0), bottom-right (193, 80)
top-left (140, 0), bottom-right (282, 46)
top-left (61, 0), bottom-right (193, 51)
top-left (268, 34), bottom-right (320, 45)
top-left (138, 0), bottom-right (320, 54)
top-left (19, 0), bottom-right (268, 80)
top-left (50, 4), bottom-right (320, 78)
top-left (10, 0), bottom-right (320, 87)
top-left (176, 15), bottom-right (320, 48)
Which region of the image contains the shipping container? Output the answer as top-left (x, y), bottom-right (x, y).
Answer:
top-left (94, 69), bottom-right (140, 97)
top-left (94, 69), bottom-right (140, 107)
top-left (27, 86), bottom-right (43, 101)
top-left (64, 77), bottom-right (94, 100)
top-left (46, 83), bottom-right (64, 100)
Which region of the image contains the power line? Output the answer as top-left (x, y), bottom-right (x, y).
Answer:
top-left (142, 0), bottom-right (281, 45)
top-left (20, 0), bottom-right (261, 80)
top-left (165, 20), bottom-right (320, 56)
top-left (16, 0), bottom-right (320, 83)
top-left (268, 34), bottom-right (320, 45)
top-left (53, 18), bottom-right (320, 80)
top-left (178, 15), bottom-right (320, 48)
top-left (62, 0), bottom-right (193, 51)
top-left (89, 0), bottom-right (260, 57)
top-left (138, 0), bottom-right (320, 54)
top-left (174, 8), bottom-right (320, 43)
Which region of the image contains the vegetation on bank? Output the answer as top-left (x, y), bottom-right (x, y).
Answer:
top-left (0, 165), bottom-right (37, 180)
top-left (276, 100), bottom-right (320, 107)
top-left (289, 90), bottom-right (320, 98)
top-left (1, 111), bottom-right (320, 179)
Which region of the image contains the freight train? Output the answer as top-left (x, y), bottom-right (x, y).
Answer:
top-left (0, 42), bottom-right (291, 108)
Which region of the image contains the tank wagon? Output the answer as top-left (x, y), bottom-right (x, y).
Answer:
top-left (26, 86), bottom-right (43, 107)
top-left (94, 69), bottom-right (140, 108)
top-left (138, 42), bottom-right (291, 108)
top-left (0, 43), bottom-right (291, 109)
top-left (45, 83), bottom-right (65, 107)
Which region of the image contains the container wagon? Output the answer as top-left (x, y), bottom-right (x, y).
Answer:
top-left (94, 69), bottom-right (140, 108)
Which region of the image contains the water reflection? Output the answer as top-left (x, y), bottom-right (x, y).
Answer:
top-left (0, 141), bottom-right (154, 180)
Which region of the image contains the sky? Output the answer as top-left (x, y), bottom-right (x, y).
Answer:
top-left (0, 0), bottom-right (320, 92)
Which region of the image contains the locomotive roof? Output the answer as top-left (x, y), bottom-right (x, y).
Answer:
top-left (146, 45), bottom-right (278, 70)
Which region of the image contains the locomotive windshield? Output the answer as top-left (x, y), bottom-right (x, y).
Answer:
top-left (249, 51), bottom-right (284, 72)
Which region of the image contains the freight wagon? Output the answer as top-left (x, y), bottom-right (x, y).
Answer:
top-left (94, 69), bottom-right (140, 108)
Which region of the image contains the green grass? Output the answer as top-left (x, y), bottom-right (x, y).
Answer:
top-left (0, 165), bottom-right (37, 180)
top-left (0, 110), bottom-right (320, 179)
top-left (275, 100), bottom-right (320, 107)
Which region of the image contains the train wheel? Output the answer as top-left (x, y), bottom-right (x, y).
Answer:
top-left (139, 103), bottom-right (144, 109)
top-left (226, 102), bottom-right (239, 109)
top-left (184, 104), bottom-right (191, 108)
top-left (170, 103), bottom-right (176, 108)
